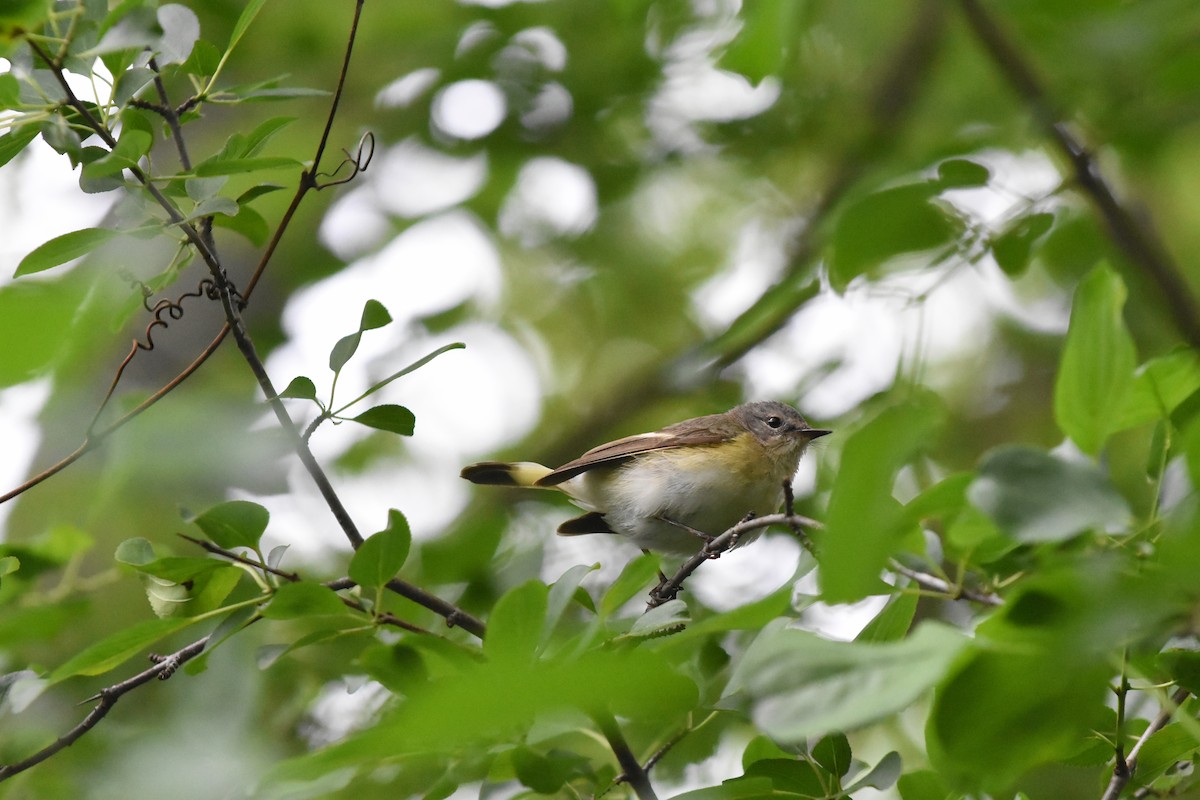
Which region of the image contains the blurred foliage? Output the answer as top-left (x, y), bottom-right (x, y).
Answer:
top-left (3, 1), bottom-right (1200, 799)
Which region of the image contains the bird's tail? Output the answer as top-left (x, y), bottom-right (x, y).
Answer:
top-left (460, 461), bottom-right (554, 487)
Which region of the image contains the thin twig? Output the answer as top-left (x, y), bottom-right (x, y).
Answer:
top-left (887, 559), bottom-right (1003, 606)
top-left (0, 635), bottom-right (210, 781)
top-left (178, 534), bottom-right (435, 636)
top-left (1100, 686), bottom-right (1192, 800)
top-left (959, 0), bottom-right (1200, 350)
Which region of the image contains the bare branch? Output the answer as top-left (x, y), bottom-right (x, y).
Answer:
top-left (594, 711), bottom-right (658, 800)
top-left (0, 636), bottom-right (210, 782)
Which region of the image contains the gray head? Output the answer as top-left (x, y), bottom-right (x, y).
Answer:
top-left (731, 401), bottom-right (831, 451)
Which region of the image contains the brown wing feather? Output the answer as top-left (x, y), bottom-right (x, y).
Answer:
top-left (535, 416), bottom-right (732, 486)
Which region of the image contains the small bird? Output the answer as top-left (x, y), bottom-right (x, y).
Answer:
top-left (461, 401), bottom-right (830, 555)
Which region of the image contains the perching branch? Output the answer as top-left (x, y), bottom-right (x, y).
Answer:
top-left (959, 0), bottom-right (1200, 351)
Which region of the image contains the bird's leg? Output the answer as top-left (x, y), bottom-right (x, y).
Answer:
top-left (656, 515), bottom-right (721, 558)
top-left (644, 548), bottom-right (671, 596)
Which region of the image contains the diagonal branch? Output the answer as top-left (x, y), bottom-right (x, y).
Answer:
top-left (1100, 686), bottom-right (1192, 800)
top-left (959, 0), bottom-right (1200, 350)
top-left (0, 635), bottom-right (211, 782)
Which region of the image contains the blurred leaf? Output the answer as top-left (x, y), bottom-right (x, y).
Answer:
top-left (0, 279), bottom-right (89, 385)
top-left (1158, 649), bottom-right (1200, 695)
top-left (267, 648), bottom-right (697, 782)
top-left (16, 228), bottom-right (119, 277)
top-left (669, 777), bottom-right (775, 800)
top-left (484, 580), bottom-right (548, 665)
top-left (601, 552), bottom-right (659, 616)
top-left (928, 645), bottom-right (1110, 793)
top-left (820, 391), bottom-right (943, 602)
top-left (935, 158), bottom-right (990, 188)
top-left (664, 585), bottom-right (792, 645)
top-left (856, 591), bottom-right (917, 643)
top-left (0, 125), bottom-right (39, 168)
top-left (191, 500), bottom-right (270, 550)
top-left (155, 4), bottom-right (199, 64)
top-left (543, 563), bottom-right (598, 647)
top-left (263, 582), bottom-right (346, 619)
top-left (845, 751), bottom-right (902, 793)
top-left (830, 183), bottom-right (960, 289)
top-left (992, 212), bottom-right (1054, 277)
top-left (967, 445), bottom-right (1129, 543)
top-left (1115, 349), bottom-right (1200, 430)
top-left (719, 0), bottom-right (801, 81)
top-left (725, 621), bottom-right (966, 740)
top-left (896, 769), bottom-right (954, 800)
top-left (348, 509), bottom-right (412, 590)
top-left (1054, 264), bottom-right (1137, 454)
top-left (741, 735), bottom-right (793, 769)
top-left (350, 404), bottom-right (416, 436)
top-left (114, 537), bottom-right (155, 567)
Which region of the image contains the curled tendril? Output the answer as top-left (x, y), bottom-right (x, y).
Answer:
top-left (88, 278), bottom-right (224, 434)
top-left (314, 131), bottom-right (374, 188)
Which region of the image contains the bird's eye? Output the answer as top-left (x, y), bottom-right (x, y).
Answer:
top-left (766, 416), bottom-right (783, 429)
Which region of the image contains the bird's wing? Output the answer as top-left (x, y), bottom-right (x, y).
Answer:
top-left (535, 426), bottom-right (731, 486)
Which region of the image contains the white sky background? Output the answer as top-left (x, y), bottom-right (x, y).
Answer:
top-left (0, 14), bottom-right (1074, 794)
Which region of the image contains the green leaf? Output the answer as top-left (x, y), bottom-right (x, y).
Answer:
top-left (669, 777), bottom-right (775, 800)
top-left (16, 227), bottom-right (119, 277)
top-left (484, 580), bottom-right (548, 664)
top-left (542, 563), bottom-right (598, 647)
top-left (812, 732), bottom-right (852, 778)
top-left (719, 0), bottom-right (801, 81)
top-left (114, 537), bottom-right (155, 567)
top-left (935, 158), bottom-right (990, 188)
top-left (347, 509), bottom-right (411, 589)
top-left (193, 155), bottom-right (302, 176)
top-left (627, 599), bottom-right (689, 638)
top-left (360, 299), bottom-right (392, 330)
top-left (967, 445), bottom-right (1130, 543)
top-left (48, 617), bottom-right (195, 683)
top-left (601, 552), bottom-right (660, 616)
top-left (830, 183), bottom-right (960, 289)
top-left (0, 280), bottom-right (87, 386)
top-left (0, 125), bottom-right (39, 169)
top-left (1054, 264), bottom-right (1137, 454)
top-left (279, 376), bottom-right (318, 400)
top-left (856, 591), bottom-right (918, 643)
top-left (350, 405), bottom-right (416, 436)
top-left (1115, 349), bottom-right (1200, 430)
top-left (228, 0), bottom-right (268, 55)
top-left (0, 73), bottom-right (19, 109)
top-left (329, 300), bottom-right (393, 372)
top-left (214, 204), bottom-right (269, 245)
top-left (992, 212), bottom-right (1054, 277)
top-left (0, 555), bottom-right (18, 576)
top-left (344, 342), bottom-right (465, 408)
top-left (928, 645), bottom-right (1110, 792)
top-left (263, 582), bottom-right (346, 619)
top-left (896, 769), bottom-right (953, 800)
top-left (1132, 721), bottom-right (1200, 784)
top-left (820, 392), bottom-right (943, 602)
top-left (725, 621), bottom-right (966, 740)
top-left (663, 584), bottom-right (792, 645)
top-left (242, 115), bottom-right (296, 157)
top-left (191, 500), bottom-right (270, 550)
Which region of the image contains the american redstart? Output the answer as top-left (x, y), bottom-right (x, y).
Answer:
top-left (461, 401), bottom-right (830, 555)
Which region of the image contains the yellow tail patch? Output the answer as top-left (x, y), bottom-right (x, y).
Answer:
top-left (460, 461), bottom-right (553, 487)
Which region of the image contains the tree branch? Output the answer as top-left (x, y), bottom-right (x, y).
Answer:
top-left (958, 0), bottom-right (1200, 350)
top-left (1100, 686), bottom-right (1192, 800)
top-left (594, 711), bottom-right (658, 800)
top-left (0, 635), bottom-right (210, 782)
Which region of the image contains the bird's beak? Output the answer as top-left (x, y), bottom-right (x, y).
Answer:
top-left (803, 428), bottom-right (832, 439)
